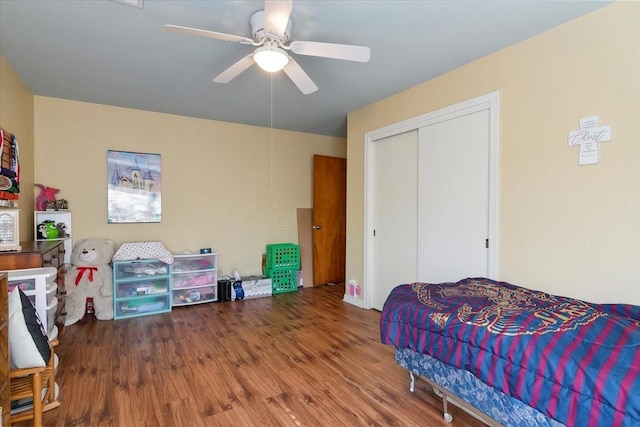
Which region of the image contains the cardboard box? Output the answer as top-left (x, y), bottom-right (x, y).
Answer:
top-left (231, 276), bottom-right (272, 300)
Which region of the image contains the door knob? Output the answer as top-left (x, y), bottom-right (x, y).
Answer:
top-left (312, 224), bottom-right (322, 230)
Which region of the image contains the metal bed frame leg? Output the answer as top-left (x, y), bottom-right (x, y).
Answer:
top-left (410, 371), bottom-right (453, 422)
top-left (441, 394), bottom-right (453, 423)
top-left (406, 367), bottom-right (502, 426)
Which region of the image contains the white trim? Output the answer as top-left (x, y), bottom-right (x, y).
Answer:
top-left (343, 294), bottom-right (365, 308)
top-left (487, 93), bottom-right (500, 280)
top-left (360, 91), bottom-right (500, 310)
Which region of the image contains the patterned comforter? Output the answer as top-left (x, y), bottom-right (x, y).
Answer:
top-left (379, 277), bottom-right (640, 427)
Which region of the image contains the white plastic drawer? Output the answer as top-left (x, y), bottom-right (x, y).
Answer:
top-left (172, 271), bottom-right (216, 289)
top-left (27, 292), bottom-right (57, 308)
top-left (172, 286), bottom-right (216, 305)
top-left (47, 299), bottom-right (58, 334)
top-left (7, 266), bottom-right (57, 293)
top-left (116, 278), bottom-right (170, 298)
top-left (172, 256), bottom-right (215, 273)
top-left (116, 295), bottom-right (170, 318)
top-left (8, 278), bottom-right (36, 293)
top-left (114, 261), bottom-right (169, 281)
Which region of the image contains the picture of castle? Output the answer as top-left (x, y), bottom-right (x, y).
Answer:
top-left (107, 150), bottom-right (161, 223)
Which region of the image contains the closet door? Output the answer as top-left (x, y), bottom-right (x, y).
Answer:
top-left (417, 110), bottom-right (490, 282)
top-left (364, 92), bottom-right (498, 311)
top-left (370, 130), bottom-right (418, 311)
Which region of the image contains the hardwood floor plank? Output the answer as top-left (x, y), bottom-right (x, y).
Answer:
top-left (16, 284), bottom-right (485, 426)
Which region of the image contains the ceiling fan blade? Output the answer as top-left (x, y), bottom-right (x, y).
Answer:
top-left (164, 24), bottom-right (254, 45)
top-left (282, 58), bottom-right (318, 95)
top-left (289, 40), bottom-right (370, 62)
top-left (213, 54), bottom-right (255, 83)
top-left (263, 0), bottom-right (293, 39)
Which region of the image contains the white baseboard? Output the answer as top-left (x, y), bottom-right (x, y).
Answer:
top-left (343, 294), bottom-right (365, 308)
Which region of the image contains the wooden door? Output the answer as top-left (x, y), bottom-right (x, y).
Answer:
top-left (312, 155), bottom-right (346, 286)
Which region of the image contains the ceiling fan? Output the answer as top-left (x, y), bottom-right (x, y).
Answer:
top-left (163, 0), bottom-right (370, 94)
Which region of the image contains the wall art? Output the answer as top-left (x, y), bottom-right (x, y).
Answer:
top-left (107, 150), bottom-right (161, 223)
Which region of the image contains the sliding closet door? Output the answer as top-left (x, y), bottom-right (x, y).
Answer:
top-left (370, 130), bottom-right (418, 311)
top-left (364, 92), bottom-right (498, 311)
top-left (417, 110), bottom-right (490, 282)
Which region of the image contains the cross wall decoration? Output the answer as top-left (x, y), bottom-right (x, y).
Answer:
top-left (568, 116), bottom-right (611, 165)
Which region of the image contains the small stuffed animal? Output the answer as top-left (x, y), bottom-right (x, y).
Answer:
top-left (36, 223), bottom-right (48, 240)
top-left (34, 184), bottom-right (60, 211)
top-left (56, 222), bottom-right (69, 238)
top-left (56, 199), bottom-right (68, 210)
top-left (37, 220), bottom-right (59, 239)
top-left (64, 238), bottom-right (117, 326)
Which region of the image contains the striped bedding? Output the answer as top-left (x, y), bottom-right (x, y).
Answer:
top-left (379, 277), bottom-right (640, 427)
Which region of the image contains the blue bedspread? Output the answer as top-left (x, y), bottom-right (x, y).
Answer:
top-left (395, 347), bottom-right (564, 426)
top-left (380, 278), bottom-right (640, 427)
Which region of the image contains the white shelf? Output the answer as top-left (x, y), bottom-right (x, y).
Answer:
top-left (34, 210), bottom-right (72, 264)
top-left (171, 252), bottom-right (218, 306)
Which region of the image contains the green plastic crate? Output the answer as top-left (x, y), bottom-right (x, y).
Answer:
top-left (265, 243), bottom-right (300, 271)
top-left (265, 268), bottom-right (298, 294)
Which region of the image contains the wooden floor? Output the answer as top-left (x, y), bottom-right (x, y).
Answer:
top-left (25, 284), bottom-right (485, 427)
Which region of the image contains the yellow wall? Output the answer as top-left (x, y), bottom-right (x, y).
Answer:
top-left (0, 54), bottom-right (35, 239)
top-left (3, 2), bottom-right (638, 304)
top-left (347, 2), bottom-right (640, 305)
top-left (33, 97), bottom-right (345, 276)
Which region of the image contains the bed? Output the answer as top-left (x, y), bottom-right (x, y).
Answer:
top-left (380, 277), bottom-right (640, 426)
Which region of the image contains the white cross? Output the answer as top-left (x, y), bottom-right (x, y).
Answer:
top-left (568, 116), bottom-right (611, 165)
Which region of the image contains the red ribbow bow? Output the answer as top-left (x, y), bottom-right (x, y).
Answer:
top-left (75, 267), bottom-right (98, 286)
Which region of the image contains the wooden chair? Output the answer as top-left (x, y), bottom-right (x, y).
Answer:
top-left (9, 339), bottom-right (60, 426)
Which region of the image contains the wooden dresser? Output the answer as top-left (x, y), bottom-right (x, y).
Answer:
top-left (0, 241), bottom-right (67, 330)
top-left (0, 273), bottom-right (8, 426)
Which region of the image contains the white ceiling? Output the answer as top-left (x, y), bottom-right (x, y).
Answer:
top-left (0, 0), bottom-right (610, 138)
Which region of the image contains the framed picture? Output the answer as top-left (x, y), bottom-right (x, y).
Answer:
top-left (107, 150), bottom-right (161, 223)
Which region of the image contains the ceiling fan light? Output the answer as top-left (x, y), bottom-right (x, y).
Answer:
top-left (254, 45), bottom-right (289, 72)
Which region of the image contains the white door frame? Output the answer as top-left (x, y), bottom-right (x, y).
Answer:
top-left (363, 91), bottom-right (500, 310)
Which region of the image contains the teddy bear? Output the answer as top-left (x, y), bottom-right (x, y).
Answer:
top-left (64, 237), bottom-right (117, 326)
